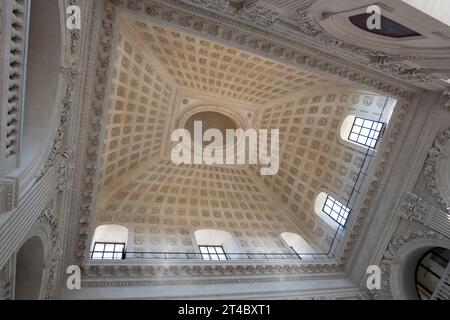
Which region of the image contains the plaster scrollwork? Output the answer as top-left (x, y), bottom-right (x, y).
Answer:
top-left (235, 2), bottom-right (280, 28)
top-left (69, 0), bottom-right (81, 54)
top-left (294, 1), bottom-right (433, 84)
top-left (57, 147), bottom-right (76, 193)
top-left (36, 61), bottom-right (79, 180)
top-left (198, 0), bottom-right (230, 12)
top-left (398, 193), bottom-right (427, 223)
top-left (424, 128), bottom-right (450, 213)
top-left (36, 86), bottom-right (74, 180)
top-left (37, 206), bottom-right (62, 300)
top-left (379, 229), bottom-right (446, 299)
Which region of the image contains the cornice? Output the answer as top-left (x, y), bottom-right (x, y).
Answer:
top-left (81, 260), bottom-right (345, 287)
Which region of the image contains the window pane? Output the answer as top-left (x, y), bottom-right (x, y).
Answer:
top-left (199, 246), bottom-right (228, 261)
top-left (92, 252), bottom-right (103, 260)
top-left (322, 195), bottom-right (350, 227)
top-left (348, 117), bottom-right (384, 149)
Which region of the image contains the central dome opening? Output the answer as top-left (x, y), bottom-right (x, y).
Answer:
top-left (184, 111), bottom-right (238, 147)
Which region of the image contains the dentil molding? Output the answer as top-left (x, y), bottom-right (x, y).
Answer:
top-left (0, 177), bottom-right (19, 214)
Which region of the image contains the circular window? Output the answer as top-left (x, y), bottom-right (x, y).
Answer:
top-left (415, 247), bottom-right (450, 300)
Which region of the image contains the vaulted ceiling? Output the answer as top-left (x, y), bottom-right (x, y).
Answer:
top-left (94, 13), bottom-right (393, 252)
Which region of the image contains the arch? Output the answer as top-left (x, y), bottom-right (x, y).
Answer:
top-left (14, 236), bottom-right (45, 300)
top-left (387, 236), bottom-right (450, 300)
top-left (193, 229), bottom-right (240, 259)
top-left (90, 225), bottom-right (129, 260)
top-left (21, 0), bottom-right (62, 168)
top-left (280, 232), bottom-right (316, 258)
top-left (415, 247), bottom-right (450, 300)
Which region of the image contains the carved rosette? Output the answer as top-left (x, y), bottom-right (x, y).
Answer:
top-left (379, 229), bottom-right (446, 299)
top-left (424, 128), bottom-right (450, 213)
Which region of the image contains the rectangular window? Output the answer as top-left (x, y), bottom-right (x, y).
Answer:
top-left (199, 245), bottom-right (228, 261)
top-left (348, 117), bottom-right (384, 149)
top-left (322, 196), bottom-right (350, 227)
top-left (91, 242), bottom-right (125, 260)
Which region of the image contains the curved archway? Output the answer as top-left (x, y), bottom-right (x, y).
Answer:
top-left (387, 237), bottom-right (450, 300)
top-left (14, 236), bottom-right (45, 300)
top-left (21, 0), bottom-right (62, 169)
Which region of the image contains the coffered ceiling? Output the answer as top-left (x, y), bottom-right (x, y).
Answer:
top-left (127, 16), bottom-right (335, 105)
top-left (94, 9), bottom-right (398, 254)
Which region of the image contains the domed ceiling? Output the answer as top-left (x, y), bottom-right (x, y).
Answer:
top-left (94, 14), bottom-right (394, 253)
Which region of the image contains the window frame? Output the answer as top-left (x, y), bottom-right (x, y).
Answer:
top-left (91, 242), bottom-right (126, 260)
top-left (198, 245), bottom-right (228, 261)
top-left (348, 117), bottom-right (384, 149)
top-left (322, 195), bottom-right (351, 228)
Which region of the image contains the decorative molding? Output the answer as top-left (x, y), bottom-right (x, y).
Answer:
top-left (0, 177), bottom-right (19, 214)
top-left (445, 89), bottom-right (450, 110)
top-left (198, 0), bottom-right (229, 12)
top-left (81, 261), bottom-right (344, 287)
top-left (0, 256), bottom-right (15, 300)
top-left (69, 0), bottom-right (81, 54)
top-left (57, 148), bottom-right (75, 193)
top-left (37, 205), bottom-right (62, 300)
top-left (424, 127), bottom-right (450, 212)
top-left (399, 192), bottom-right (450, 238)
top-left (235, 1), bottom-right (280, 28)
top-left (398, 193), bottom-right (427, 223)
top-left (36, 85), bottom-right (75, 180)
top-left (379, 228), bottom-right (446, 299)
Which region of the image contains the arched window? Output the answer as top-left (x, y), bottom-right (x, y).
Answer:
top-left (90, 225), bottom-right (129, 260)
top-left (314, 192), bottom-right (350, 229)
top-left (280, 232), bottom-right (316, 259)
top-left (341, 116), bottom-right (384, 149)
top-left (193, 229), bottom-right (240, 260)
top-left (415, 247), bottom-right (450, 300)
